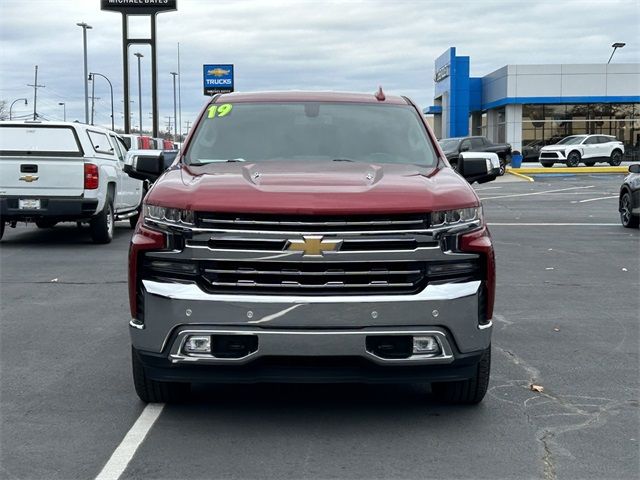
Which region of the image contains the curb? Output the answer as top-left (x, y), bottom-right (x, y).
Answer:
top-left (506, 170), bottom-right (535, 182)
top-left (509, 166), bottom-right (628, 174)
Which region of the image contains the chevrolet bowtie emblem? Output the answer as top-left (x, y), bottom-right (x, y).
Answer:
top-left (286, 235), bottom-right (342, 256)
top-left (19, 175), bottom-right (39, 183)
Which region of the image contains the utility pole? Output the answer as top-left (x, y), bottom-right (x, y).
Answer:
top-left (134, 52), bottom-right (144, 134)
top-left (165, 116), bottom-right (172, 135)
top-left (90, 75), bottom-right (95, 125)
top-left (185, 120), bottom-right (191, 136)
top-left (76, 22), bottom-right (92, 124)
top-left (27, 65), bottom-right (45, 120)
top-left (177, 42), bottom-right (182, 140)
top-left (90, 96), bottom-right (101, 125)
top-left (170, 71), bottom-right (178, 141)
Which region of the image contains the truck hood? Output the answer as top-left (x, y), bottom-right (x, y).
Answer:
top-left (146, 160), bottom-right (479, 214)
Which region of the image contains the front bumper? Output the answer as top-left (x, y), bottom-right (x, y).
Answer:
top-left (131, 279), bottom-right (492, 372)
top-left (135, 346), bottom-right (486, 384)
top-left (0, 196), bottom-right (98, 221)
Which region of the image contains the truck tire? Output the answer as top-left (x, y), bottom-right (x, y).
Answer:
top-left (35, 220), bottom-right (57, 228)
top-left (566, 151), bottom-right (581, 167)
top-left (584, 161), bottom-right (596, 167)
top-left (431, 346), bottom-right (491, 404)
top-left (498, 157), bottom-right (507, 176)
top-left (609, 150), bottom-right (623, 166)
top-left (132, 347), bottom-right (190, 403)
top-left (620, 191), bottom-right (639, 228)
top-left (90, 198), bottom-right (114, 244)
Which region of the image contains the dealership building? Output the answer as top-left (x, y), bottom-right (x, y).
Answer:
top-left (425, 47), bottom-right (640, 159)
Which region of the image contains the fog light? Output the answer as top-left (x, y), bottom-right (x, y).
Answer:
top-left (412, 336), bottom-right (440, 355)
top-left (184, 335), bottom-right (211, 354)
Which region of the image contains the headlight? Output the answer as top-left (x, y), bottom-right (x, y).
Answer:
top-left (143, 204), bottom-right (195, 226)
top-left (431, 206), bottom-right (482, 228)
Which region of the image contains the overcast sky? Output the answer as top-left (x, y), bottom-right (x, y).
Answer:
top-left (1, 0), bottom-right (638, 133)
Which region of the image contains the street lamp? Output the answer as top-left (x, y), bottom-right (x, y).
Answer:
top-left (134, 52), bottom-right (144, 133)
top-left (76, 22), bottom-right (92, 124)
top-left (89, 72), bottom-right (115, 131)
top-left (170, 71), bottom-right (178, 141)
top-left (9, 98), bottom-right (28, 120)
top-left (608, 42), bottom-right (626, 64)
top-left (58, 102), bottom-right (66, 121)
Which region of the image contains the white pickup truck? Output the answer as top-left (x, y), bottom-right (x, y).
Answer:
top-left (0, 121), bottom-right (144, 243)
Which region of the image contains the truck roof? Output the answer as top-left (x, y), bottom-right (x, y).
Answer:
top-left (212, 90), bottom-right (410, 105)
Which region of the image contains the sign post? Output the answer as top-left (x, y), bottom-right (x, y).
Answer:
top-left (101, 0), bottom-right (177, 136)
top-left (203, 64), bottom-right (234, 96)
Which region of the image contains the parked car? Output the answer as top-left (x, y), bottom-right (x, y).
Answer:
top-left (619, 164), bottom-right (640, 228)
top-left (439, 136), bottom-right (512, 175)
top-left (0, 121), bottom-right (144, 242)
top-left (125, 90), bottom-right (498, 404)
top-left (539, 134), bottom-right (624, 167)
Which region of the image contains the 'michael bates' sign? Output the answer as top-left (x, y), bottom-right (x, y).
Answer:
top-left (100, 0), bottom-right (177, 15)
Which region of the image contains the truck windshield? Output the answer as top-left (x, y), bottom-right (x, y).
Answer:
top-left (185, 102), bottom-right (438, 167)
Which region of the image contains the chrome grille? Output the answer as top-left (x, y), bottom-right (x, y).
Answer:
top-left (143, 213), bottom-right (480, 295)
top-left (200, 260), bottom-right (426, 294)
top-left (196, 213), bottom-right (430, 232)
top-left (142, 258), bottom-right (480, 295)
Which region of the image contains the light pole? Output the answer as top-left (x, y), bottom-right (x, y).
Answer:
top-left (89, 72), bottom-right (115, 131)
top-left (170, 71), bottom-right (178, 141)
top-left (76, 22), bottom-right (92, 124)
top-left (58, 102), bottom-right (66, 121)
top-left (9, 98), bottom-right (28, 120)
top-left (608, 42), bottom-right (626, 64)
top-left (134, 52), bottom-right (144, 133)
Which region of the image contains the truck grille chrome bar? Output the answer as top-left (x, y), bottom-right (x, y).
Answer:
top-left (196, 213), bottom-right (430, 232)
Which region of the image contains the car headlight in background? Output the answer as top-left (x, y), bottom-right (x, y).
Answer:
top-left (143, 204), bottom-right (195, 226)
top-left (431, 206), bottom-right (482, 228)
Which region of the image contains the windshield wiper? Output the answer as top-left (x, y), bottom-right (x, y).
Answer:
top-left (332, 158), bottom-right (357, 162)
top-left (190, 158), bottom-right (246, 165)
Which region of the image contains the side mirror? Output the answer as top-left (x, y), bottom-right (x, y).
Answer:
top-left (123, 151), bottom-right (165, 183)
top-left (629, 164), bottom-right (640, 174)
top-left (458, 152), bottom-right (500, 184)
top-left (460, 145), bottom-right (470, 152)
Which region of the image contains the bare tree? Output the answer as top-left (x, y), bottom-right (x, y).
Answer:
top-left (0, 100), bottom-right (8, 120)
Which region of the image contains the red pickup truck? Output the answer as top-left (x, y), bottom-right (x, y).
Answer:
top-left (125, 91), bottom-right (498, 404)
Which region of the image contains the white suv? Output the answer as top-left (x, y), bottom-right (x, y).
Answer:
top-left (539, 134), bottom-right (624, 167)
top-left (0, 121), bottom-right (144, 243)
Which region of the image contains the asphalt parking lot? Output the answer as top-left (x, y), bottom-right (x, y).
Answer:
top-left (1, 173), bottom-right (638, 480)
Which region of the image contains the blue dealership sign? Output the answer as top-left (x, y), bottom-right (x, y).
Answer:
top-left (203, 64), bottom-right (234, 95)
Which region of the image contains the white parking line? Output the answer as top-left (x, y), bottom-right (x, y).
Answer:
top-left (575, 195), bottom-right (619, 204)
top-left (488, 222), bottom-right (619, 226)
top-left (474, 186), bottom-right (503, 191)
top-left (95, 403), bottom-right (165, 480)
top-left (480, 185), bottom-right (595, 200)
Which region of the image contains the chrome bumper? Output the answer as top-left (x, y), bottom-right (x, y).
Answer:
top-left (131, 279), bottom-right (492, 360)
